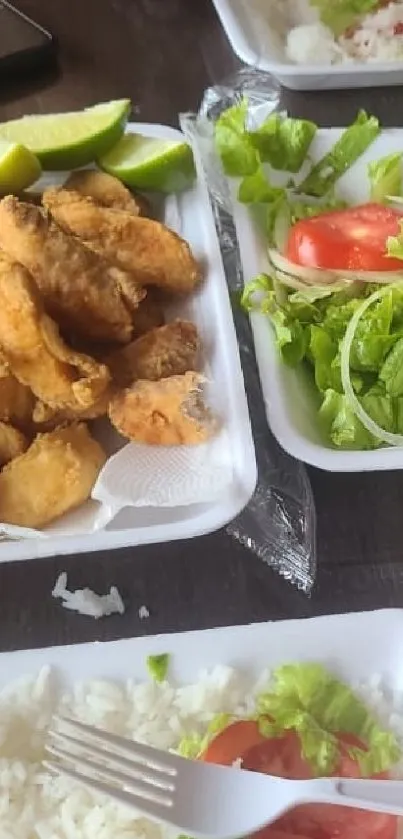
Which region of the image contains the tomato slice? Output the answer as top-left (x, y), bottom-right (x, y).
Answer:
top-left (204, 723), bottom-right (397, 839)
top-left (242, 731), bottom-right (398, 839)
top-left (285, 203), bottom-right (403, 272)
top-left (201, 720), bottom-right (267, 766)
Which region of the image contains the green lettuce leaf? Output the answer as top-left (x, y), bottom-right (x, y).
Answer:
top-left (386, 219), bottom-right (403, 260)
top-left (361, 387), bottom-right (396, 434)
top-left (319, 389), bottom-right (378, 449)
top-left (299, 110), bottom-right (380, 197)
top-left (380, 336), bottom-right (403, 396)
top-left (310, 0), bottom-right (379, 36)
top-left (241, 274), bottom-right (308, 366)
top-left (214, 99), bottom-right (258, 177)
top-left (368, 152), bottom-right (403, 202)
top-left (256, 663), bottom-right (400, 775)
top-left (238, 166), bottom-right (284, 203)
top-left (177, 713), bottom-right (232, 759)
top-left (249, 114), bottom-right (317, 173)
top-left (349, 291), bottom-right (395, 372)
top-left (146, 653), bottom-right (169, 683)
top-left (289, 196), bottom-right (348, 223)
top-left (309, 327), bottom-right (342, 393)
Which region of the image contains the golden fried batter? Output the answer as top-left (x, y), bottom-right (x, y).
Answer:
top-left (42, 188), bottom-right (200, 293)
top-left (0, 420), bottom-right (28, 466)
top-left (0, 251), bottom-right (112, 415)
top-left (0, 196), bottom-right (143, 343)
top-left (0, 350), bottom-right (35, 430)
top-left (132, 288), bottom-right (165, 338)
top-left (109, 372), bottom-right (216, 445)
top-left (106, 321), bottom-right (200, 387)
top-left (64, 169), bottom-right (148, 215)
top-left (0, 423), bottom-right (106, 528)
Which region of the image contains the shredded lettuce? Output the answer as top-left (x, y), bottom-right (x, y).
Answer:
top-left (368, 152), bottom-right (403, 203)
top-left (177, 713), bottom-right (232, 759)
top-left (214, 99), bottom-right (258, 177)
top-left (386, 220), bottom-right (403, 260)
top-left (299, 111), bottom-right (380, 197)
top-left (242, 273), bottom-right (403, 448)
top-left (310, 0), bottom-right (379, 36)
top-left (238, 166), bottom-right (284, 204)
top-left (256, 662), bottom-right (400, 776)
top-left (249, 114), bottom-right (317, 173)
top-left (241, 274), bottom-right (307, 366)
top-left (146, 653), bottom-right (169, 683)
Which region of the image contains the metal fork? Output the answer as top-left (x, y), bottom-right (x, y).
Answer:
top-left (45, 717), bottom-right (403, 839)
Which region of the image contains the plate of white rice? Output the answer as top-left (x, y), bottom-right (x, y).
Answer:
top-left (211, 0), bottom-right (403, 90)
top-left (2, 609), bottom-right (403, 839)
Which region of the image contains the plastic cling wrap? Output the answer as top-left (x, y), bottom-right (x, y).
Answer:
top-left (180, 69), bottom-right (317, 592)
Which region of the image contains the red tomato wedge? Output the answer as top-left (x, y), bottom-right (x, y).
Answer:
top-left (201, 720), bottom-right (267, 765)
top-left (203, 723), bottom-right (398, 839)
top-left (285, 203), bottom-right (403, 272)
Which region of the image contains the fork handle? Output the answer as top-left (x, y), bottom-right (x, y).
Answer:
top-left (309, 777), bottom-right (403, 818)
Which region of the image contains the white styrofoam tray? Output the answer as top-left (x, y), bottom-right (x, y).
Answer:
top-left (0, 121), bottom-right (256, 563)
top-left (2, 608), bottom-right (402, 695)
top-left (232, 128), bottom-right (403, 472)
top-left (211, 0), bottom-right (403, 91)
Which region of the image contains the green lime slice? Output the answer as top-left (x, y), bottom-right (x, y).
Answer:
top-left (0, 100), bottom-right (131, 170)
top-left (99, 134), bottom-right (196, 193)
top-left (0, 139), bottom-right (41, 194)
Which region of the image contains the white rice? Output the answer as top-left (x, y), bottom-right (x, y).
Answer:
top-left (52, 573), bottom-right (125, 619)
top-left (261, 0), bottom-right (403, 65)
top-left (0, 664), bottom-right (403, 839)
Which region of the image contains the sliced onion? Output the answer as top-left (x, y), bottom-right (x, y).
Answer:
top-left (274, 269), bottom-right (359, 296)
top-left (269, 249), bottom-right (336, 285)
top-left (268, 247), bottom-right (403, 286)
top-left (340, 286), bottom-right (403, 447)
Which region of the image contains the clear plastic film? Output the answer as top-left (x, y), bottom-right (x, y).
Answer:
top-left (180, 69), bottom-right (316, 592)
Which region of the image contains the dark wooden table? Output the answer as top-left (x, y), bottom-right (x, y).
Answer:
top-left (2, 0), bottom-right (403, 654)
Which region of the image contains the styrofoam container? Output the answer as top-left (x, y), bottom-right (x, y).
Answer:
top-left (211, 0), bottom-right (403, 91)
top-left (0, 121), bottom-right (256, 563)
top-left (232, 127), bottom-right (403, 472)
top-left (2, 608), bottom-right (402, 697)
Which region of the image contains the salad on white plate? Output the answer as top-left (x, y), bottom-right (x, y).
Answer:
top-left (1, 651), bottom-right (402, 839)
top-left (261, 0), bottom-right (403, 65)
top-left (215, 103), bottom-right (403, 454)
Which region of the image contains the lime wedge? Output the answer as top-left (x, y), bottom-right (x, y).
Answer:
top-left (99, 134), bottom-right (196, 193)
top-left (0, 100), bottom-right (131, 170)
top-left (0, 139), bottom-right (41, 194)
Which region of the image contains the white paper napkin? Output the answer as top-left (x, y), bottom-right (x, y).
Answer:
top-left (91, 430), bottom-right (233, 530)
top-left (0, 431), bottom-right (234, 539)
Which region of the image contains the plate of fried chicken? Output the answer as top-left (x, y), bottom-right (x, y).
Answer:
top-left (0, 122), bottom-right (256, 563)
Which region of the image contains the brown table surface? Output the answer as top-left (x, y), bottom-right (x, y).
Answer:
top-left (2, 0), bottom-right (403, 654)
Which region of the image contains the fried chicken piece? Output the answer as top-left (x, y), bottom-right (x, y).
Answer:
top-left (0, 421), bottom-right (28, 466)
top-left (42, 188), bottom-right (201, 294)
top-left (0, 251), bottom-right (112, 415)
top-left (31, 381), bottom-right (114, 431)
top-left (109, 372), bottom-right (216, 445)
top-left (132, 288), bottom-right (165, 338)
top-left (64, 169), bottom-right (149, 215)
top-left (0, 350), bottom-right (35, 430)
top-left (0, 196), bottom-right (145, 343)
top-left (0, 423), bottom-right (106, 529)
top-left (106, 321), bottom-right (200, 387)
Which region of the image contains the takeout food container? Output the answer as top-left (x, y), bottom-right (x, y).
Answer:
top-left (211, 0), bottom-right (403, 91)
top-left (2, 608), bottom-right (402, 693)
top-left (0, 122), bottom-right (256, 564)
top-left (231, 127), bottom-right (403, 472)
